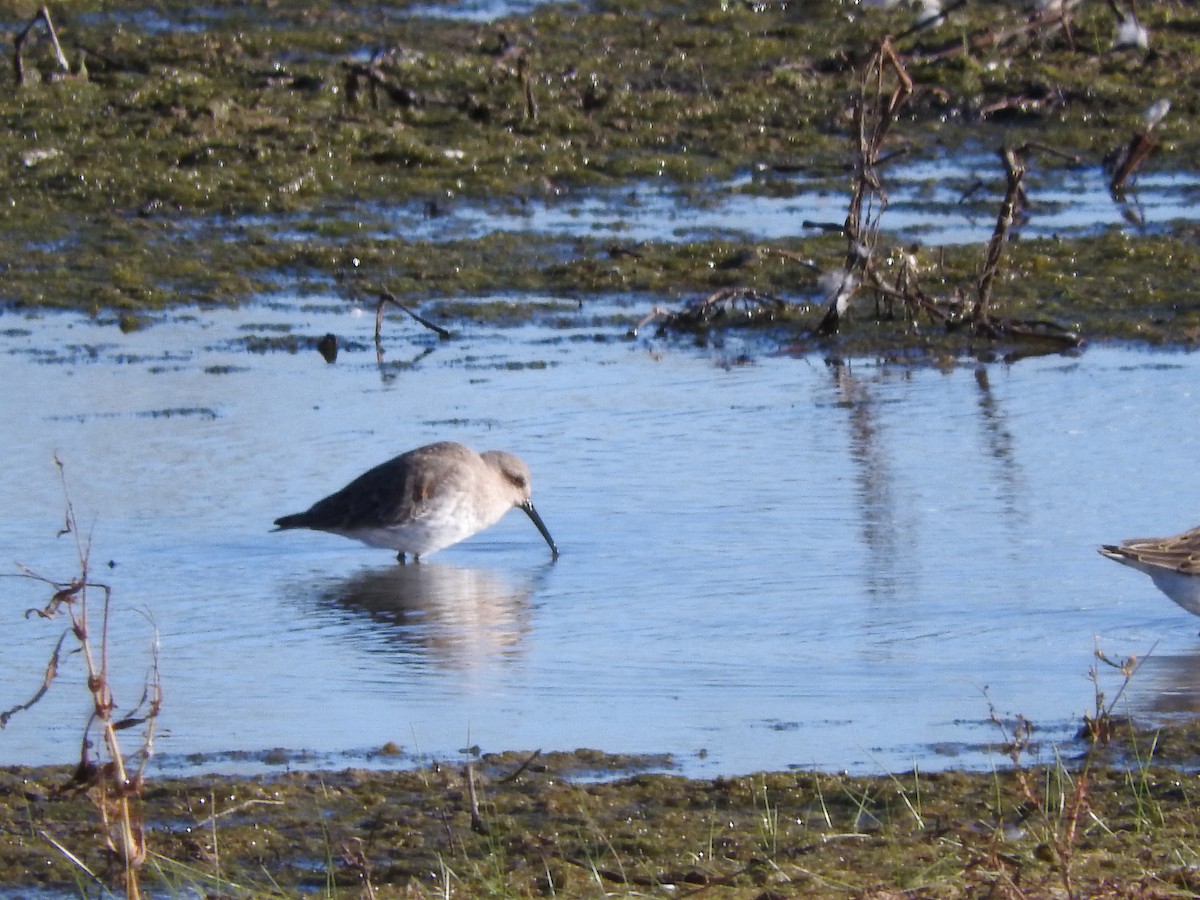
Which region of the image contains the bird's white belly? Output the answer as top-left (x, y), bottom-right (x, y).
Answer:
top-left (338, 501), bottom-right (492, 557)
top-left (1149, 569), bottom-right (1200, 617)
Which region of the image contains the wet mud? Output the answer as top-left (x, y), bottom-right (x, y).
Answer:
top-left (4, 731), bottom-right (1200, 897)
top-left (1, 0), bottom-right (1198, 356)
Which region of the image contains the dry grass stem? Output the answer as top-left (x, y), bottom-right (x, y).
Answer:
top-left (3, 456), bottom-right (161, 899)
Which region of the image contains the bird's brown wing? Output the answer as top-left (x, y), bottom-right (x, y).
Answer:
top-left (1116, 526), bottom-right (1200, 574)
top-left (275, 442), bottom-right (473, 532)
top-left (278, 454), bottom-right (414, 530)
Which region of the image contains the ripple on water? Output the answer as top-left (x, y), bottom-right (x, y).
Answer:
top-left (0, 304), bottom-right (1198, 776)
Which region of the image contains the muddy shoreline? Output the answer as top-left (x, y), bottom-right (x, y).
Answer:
top-left (4, 731), bottom-right (1200, 896)
top-left (1, 0), bottom-right (1199, 355)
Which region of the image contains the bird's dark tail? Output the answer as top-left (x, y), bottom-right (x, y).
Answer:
top-left (273, 513), bottom-right (307, 531)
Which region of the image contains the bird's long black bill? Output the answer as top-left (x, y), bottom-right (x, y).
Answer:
top-left (521, 501), bottom-right (559, 559)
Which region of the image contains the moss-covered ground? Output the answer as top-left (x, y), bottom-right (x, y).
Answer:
top-left (5, 731), bottom-right (1200, 897)
top-left (0, 0), bottom-right (1198, 354)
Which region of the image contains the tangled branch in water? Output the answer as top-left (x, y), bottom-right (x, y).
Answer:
top-left (628, 288), bottom-right (795, 337)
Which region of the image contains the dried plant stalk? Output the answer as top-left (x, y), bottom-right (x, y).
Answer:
top-left (819, 39), bottom-right (912, 336)
top-left (3, 457), bottom-right (161, 899)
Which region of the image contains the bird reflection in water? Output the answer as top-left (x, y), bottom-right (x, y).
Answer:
top-left (1136, 650), bottom-right (1200, 716)
top-left (318, 563), bottom-right (539, 669)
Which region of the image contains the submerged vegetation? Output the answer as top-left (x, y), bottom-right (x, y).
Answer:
top-left (0, 0), bottom-right (1197, 353)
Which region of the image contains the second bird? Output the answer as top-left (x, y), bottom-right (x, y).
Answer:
top-left (274, 441), bottom-right (559, 563)
top-left (1099, 523), bottom-right (1200, 617)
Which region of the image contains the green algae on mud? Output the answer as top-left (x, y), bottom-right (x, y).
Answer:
top-left (1, 0), bottom-right (1199, 355)
top-left (4, 731), bottom-right (1200, 897)
top-left (7, 219), bottom-right (1200, 361)
top-left (3, 0), bottom-right (1195, 214)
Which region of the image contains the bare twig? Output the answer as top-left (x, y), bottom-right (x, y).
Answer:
top-left (967, 146), bottom-right (1082, 349)
top-left (39, 830), bottom-right (105, 887)
top-left (908, 0), bottom-right (1081, 64)
top-left (973, 146), bottom-right (1026, 329)
top-left (374, 290), bottom-right (452, 362)
top-left (1110, 100), bottom-right (1170, 195)
top-left (465, 763), bottom-right (488, 835)
top-left (819, 38), bottom-right (912, 335)
top-left (1082, 640), bottom-right (1155, 745)
top-left (14, 6), bottom-right (71, 86)
top-left (499, 748), bottom-right (543, 783)
top-left (0, 631), bottom-right (67, 727)
top-left (631, 288), bottom-right (794, 336)
top-left (342, 52), bottom-right (422, 109)
top-left (5, 458), bottom-right (160, 899)
top-left (342, 837), bottom-right (378, 900)
top-left (192, 797), bottom-right (286, 831)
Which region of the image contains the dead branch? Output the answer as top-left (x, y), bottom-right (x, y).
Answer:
top-left (0, 631), bottom-right (67, 727)
top-left (1109, 133), bottom-right (1157, 194)
top-left (499, 748), bottom-right (543, 783)
top-left (465, 763), bottom-right (488, 834)
top-left (375, 290), bottom-right (452, 341)
top-left (967, 146), bottom-right (1081, 348)
top-left (1109, 101), bottom-right (1169, 195)
top-left (636, 37), bottom-right (1082, 353)
top-left (974, 146), bottom-right (1025, 328)
top-left (862, 254), bottom-right (949, 325)
top-left (846, 37), bottom-right (912, 241)
top-left (627, 306), bottom-right (671, 338)
top-left (14, 6), bottom-right (72, 86)
top-left (820, 38), bottom-right (912, 336)
top-left (374, 290), bottom-right (453, 363)
top-left (907, 1), bottom-right (1081, 64)
top-left (342, 53), bottom-right (422, 109)
top-left (631, 287), bottom-right (795, 336)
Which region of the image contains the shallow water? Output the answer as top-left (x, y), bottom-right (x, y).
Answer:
top-left (1, 302), bottom-right (1198, 778)
top-left (259, 157), bottom-right (1200, 250)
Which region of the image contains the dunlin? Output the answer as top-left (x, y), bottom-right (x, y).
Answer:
top-left (274, 441), bottom-right (558, 563)
top-left (1099, 524), bottom-right (1200, 617)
